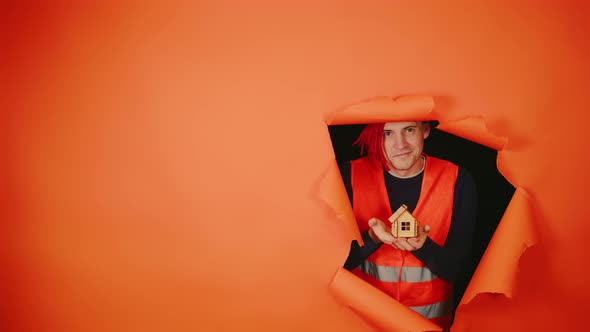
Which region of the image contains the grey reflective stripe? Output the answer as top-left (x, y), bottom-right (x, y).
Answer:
top-left (359, 261), bottom-right (438, 282)
top-left (401, 265), bottom-right (437, 282)
top-left (409, 298), bottom-right (453, 319)
top-left (360, 261), bottom-right (399, 282)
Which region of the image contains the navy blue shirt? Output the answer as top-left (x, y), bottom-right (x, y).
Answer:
top-left (341, 159), bottom-right (477, 282)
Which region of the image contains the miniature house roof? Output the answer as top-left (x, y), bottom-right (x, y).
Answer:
top-left (389, 204), bottom-right (412, 224)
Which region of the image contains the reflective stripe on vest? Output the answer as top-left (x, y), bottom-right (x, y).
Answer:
top-left (359, 260), bottom-right (438, 282)
top-left (410, 298), bottom-right (453, 319)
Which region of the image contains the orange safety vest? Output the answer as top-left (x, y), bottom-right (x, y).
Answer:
top-left (350, 155), bottom-right (458, 329)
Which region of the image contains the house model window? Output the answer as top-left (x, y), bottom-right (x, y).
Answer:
top-left (388, 204), bottom-right (418, 238)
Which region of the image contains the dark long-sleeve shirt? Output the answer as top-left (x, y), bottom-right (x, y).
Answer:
top-left (340, 160), bottom-right (477, 282)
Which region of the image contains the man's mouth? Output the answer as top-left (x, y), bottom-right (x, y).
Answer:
top-left (393, 151), bottom-right (411, 158)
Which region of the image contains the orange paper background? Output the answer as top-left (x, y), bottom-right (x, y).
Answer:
top-left (4, 1), bottom-right (590, 331)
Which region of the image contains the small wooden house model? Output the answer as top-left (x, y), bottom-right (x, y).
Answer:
top-left (388, 204), bottom-right (418, 238)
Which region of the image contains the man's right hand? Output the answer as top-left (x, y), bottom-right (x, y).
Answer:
top-left (367, 218), bottom-right (396, 245)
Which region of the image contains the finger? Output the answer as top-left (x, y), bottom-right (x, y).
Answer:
top-left (378, 232), bottom-right (396, 245)
top-left (372, 222), bottom-right (393, 238)
top-left (418, 224), bottom-right (430, 235)
top-left (370, 222), bottom-right (395, 244)
top-left (368, 218), bottom-right (377, 228)
top-left (406, 238), bottom-right (421, 249)
top-left (371, 223), bottom-right (387, 235)
top-left (390, 241), bottom-right (405, 251)
top-left (369, 218), bottom-right (387, 230)
top-left (396, 239), bottom-right (415, 251)
top-left (405, 241), bottom-right (417, 250)
top-left (391, 245), bottom-right (405, 251)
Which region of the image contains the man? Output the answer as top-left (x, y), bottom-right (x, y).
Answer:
top-left (340, 121), bottom-right (477, 330)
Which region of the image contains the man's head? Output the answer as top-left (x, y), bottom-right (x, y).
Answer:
top-left (354, 121), bottom-right (431, 178)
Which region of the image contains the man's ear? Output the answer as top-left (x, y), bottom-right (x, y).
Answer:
top-left (422, 122), bottom-right (431, 139)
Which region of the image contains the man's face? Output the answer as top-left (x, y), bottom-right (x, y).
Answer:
top-left (382, 121), bottom-right (430, 178)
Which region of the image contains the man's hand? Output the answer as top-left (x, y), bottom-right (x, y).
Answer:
top-left (367, 218), bottom-right (396, 245)
top-left (392, 225), bottom-right (431, 251)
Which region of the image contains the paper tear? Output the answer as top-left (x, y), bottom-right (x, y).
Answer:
top-left (325, 95), bottom-right (436, 125)
top-left (329, 267), bottom-right (442, 332)
top-left (436, 116), bottom-right (507, 151)
top-left (320, 96), bottom-right (522, 332)
top-left (458, 187), bottom-right (537, 306)
top-left (316, 158), bottom-right (363, 245)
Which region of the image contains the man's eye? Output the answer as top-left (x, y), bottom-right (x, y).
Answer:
top-left (384, 131), bottom-right (392, 136)
top-left (406, 128), bottom-right (415, 133)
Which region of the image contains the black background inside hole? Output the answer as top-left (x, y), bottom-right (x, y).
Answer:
top-left (327, 124), bottom-right (516, 309)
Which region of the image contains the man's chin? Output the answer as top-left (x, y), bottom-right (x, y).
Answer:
top-left (391, 163), bottom-right (411, 171)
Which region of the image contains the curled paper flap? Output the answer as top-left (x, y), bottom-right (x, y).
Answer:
top-left (329, 267), bottom-right (442, 332)
top-left (317, 159), bottom-right (362, 245)
top-left (459, 187), bottom-right (537, 305)
top-left (325, 95), bottom-right (436, 125)
top-left (436, 116), bottom-right (507, 151)
top-left (320, 96), bottom-right (520, 331)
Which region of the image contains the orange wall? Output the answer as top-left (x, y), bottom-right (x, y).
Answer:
top-left (4, 1), bottom-right (590, 331)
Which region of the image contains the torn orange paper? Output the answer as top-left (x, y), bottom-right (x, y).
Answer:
top-left (458, 187), bottom-right (537, 305)
top-left (330, 268), bottom-right (442, 332)
top-left (325, 96), bottom-right (437, 125)
top-left (317, 159), bottom-right (363, 246)
top-left (436, 116), bottom-right (507, 151)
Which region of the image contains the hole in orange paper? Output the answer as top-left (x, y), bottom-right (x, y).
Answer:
top-left (327, 123), bottom-right (515, 313)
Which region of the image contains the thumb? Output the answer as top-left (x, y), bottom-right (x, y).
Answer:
top-left (368, 218), bottom-right (377, 228)
top-left (424, 225), bottom-right (431, 232)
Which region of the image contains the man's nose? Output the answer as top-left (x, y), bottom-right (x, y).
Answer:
top-left (393, 134), bottom-right (407, 149)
